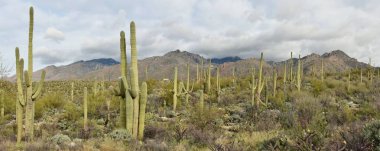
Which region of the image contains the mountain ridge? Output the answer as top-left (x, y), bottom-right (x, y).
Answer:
top-left (8, 49), bottom-right (372, 81)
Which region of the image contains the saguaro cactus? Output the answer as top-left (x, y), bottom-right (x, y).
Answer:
top-left (183, 64), bottom-right (194, 105)
top-left (206, 60), bottom-right (211, 94)
top-left (249, 68), bottom-right (257, 106)
top-left (15, 48), bottom-right (24, 145)
top-left (196, 64), bottom-right (199, 83)
top-left (0, 90), bottom-right (4, 118)
top-left (71, 82), bottom-right (74, 102)
top-left (296, 54), bottom-right (302, 92)
top-left (83, 87), bottom-right (88, 131)
top-left (290, 52), bottom-right (293, 83)
top-left (138, 82), bottom-right (147, 140)
top-left (14, 7), bottom-right (46, 142)
top-left (199, 90), bottom-right (204, 112)
top-left (232, 67), bottom-right (236, 86)
top-left (283, 63), bottom-right (287, 96)
top-left (321, 59), bottom-right (324, 82)
top-left (360, 68), bottom-right (363, 84)
top-left (216, 67), bottom-right (221, 102)
top-left (112, 22), bottom-right (148, 140)
top-left (173, 66), bottom-right (179, 111)
top-left (348, 71), bottom-right (351, 91)
top-left (255, 53), bottom-right (266, 107)
top-left (273, 70), bottom-right (277, 97)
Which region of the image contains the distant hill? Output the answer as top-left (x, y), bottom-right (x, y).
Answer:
top-left (211, 56), bottom-right (242, 64)
top-left (8, 49), bottom-right (372, 81)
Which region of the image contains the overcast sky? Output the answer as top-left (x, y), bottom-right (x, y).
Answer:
top-left (1, 0), bottom-right (380, 73)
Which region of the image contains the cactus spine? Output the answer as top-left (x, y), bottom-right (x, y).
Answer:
top-left (296, 54), bottom-right (302, 92)
top-left (83, 87), bottom-right (88, 131)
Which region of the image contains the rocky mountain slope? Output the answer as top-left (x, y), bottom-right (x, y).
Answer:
top-left (9, 50), bottom-right (371, 81)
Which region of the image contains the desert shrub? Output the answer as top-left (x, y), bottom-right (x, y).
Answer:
top-left (62, 101), bottom-right (81, 123)
top-left (108, 129), bottom-right (132, 142)
top-left (144, 124), bottom-right (168, 140)
top-left (35, 92), bottom-right (66, 119)
top-left (339, 122), bottom-right (373, 150)
top-left (187, 126), bottom-right (215, 147)
top-left (363, 120), bottom-right (380, 150)
top-left (87, 93), bottom-right (107, 119)
top-left (255, 110), bottom-right (281, 131)
top-left (310, 79), bottom-right (326, 96)
top-left (189, 106), bottom-right (224, 132)
top-left (292, 92), bottom-right (322, 129)
top-left (50, 133), bottom-right (71, 145)
top-left (259, 134), bottom-right (291, 151)
top-left (279, 104), bottom-right (297, 129)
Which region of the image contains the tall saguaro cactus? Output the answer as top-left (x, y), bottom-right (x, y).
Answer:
top-left (249, 68), bottom-right (257, 106)
top-left (255, 53), bottom-right (266, 107)
top-left (296, 54), bottom-right (302, 92)
top-left (173, 66), bottom-right (179, 111)
top-left (71, 82), bottom-right (74, 102)
top-left (216, 67), bottom-right (221, 102)
top-left (321, 59), bottom-right (324, 82)
top-left (206, 60), bottom-right (211, 94)
top-left (290, 52), bottom-right (293, 83)
top-left (112, 22), bottom-right (148, 140)
top-left (0, 90), bottom-right (4, 118)
top-left (273, 70), bottom-right (277, 97)
top-left (15, 7), bottom-right (46, 142)
top-left (183, 64), bottom-right (194, 105)
top-left (83, 87), bottom-right (88, 131)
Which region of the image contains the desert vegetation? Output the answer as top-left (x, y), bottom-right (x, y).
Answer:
top-left (1, 6), bottom-right (380, 151)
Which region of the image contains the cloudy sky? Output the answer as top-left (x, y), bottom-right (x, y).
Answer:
top-left (1, 0), bottom-right (380, 73)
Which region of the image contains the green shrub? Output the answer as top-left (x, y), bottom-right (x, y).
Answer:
top-left (363, 120), bottom-right (380, 150)
top-left (108, 129), bottom-right (132, 141)
top-left (35, 92), bottom-right (66, 119)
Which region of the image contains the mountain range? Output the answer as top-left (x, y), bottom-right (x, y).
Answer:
top-left (10, 49), bottom-right (371, 81)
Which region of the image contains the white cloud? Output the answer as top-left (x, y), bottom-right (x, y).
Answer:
top-left (44, 27), bottom-right (65, 43)
top-left (1, 0), bottom-right (380, 72)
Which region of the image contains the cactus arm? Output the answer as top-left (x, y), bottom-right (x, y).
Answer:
top-left (28, 7), bottom-right (34, 87)
top-left (130, 22), bottom-right (139, 98)
top-left (138, 82), bottom-right (147, 140)
top-left (32, 70), bottom-right (46, 100)
top-left (120, 31), bottom-right (127, 78)
top-left (24, 71), bottom-right (30, 87)
top-left (125, 88), bottom-right (133, 133)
